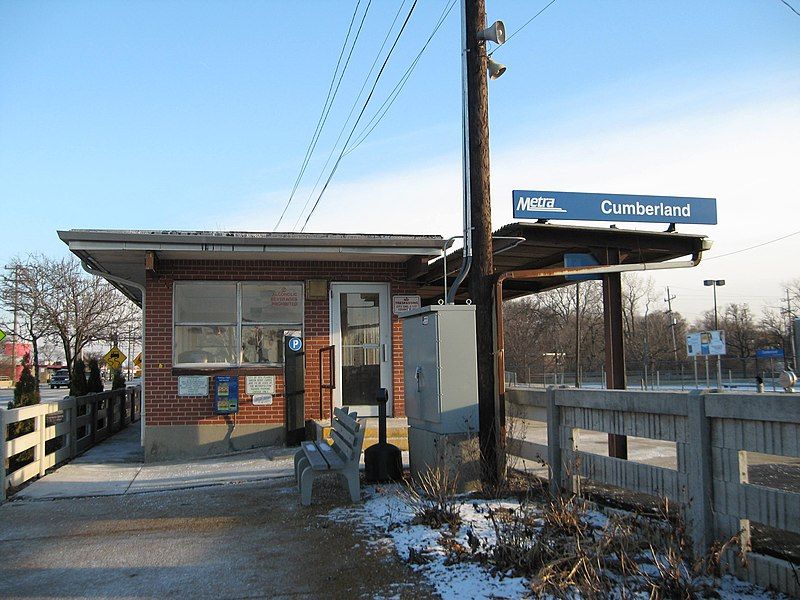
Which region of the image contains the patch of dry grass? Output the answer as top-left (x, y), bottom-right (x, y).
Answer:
top-left (402, 466), bottom-right (462, 531)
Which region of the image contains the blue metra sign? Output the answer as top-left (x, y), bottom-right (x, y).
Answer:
top-left (756, 347), bottom-right (784, 359)
top-left (513, 190), bottom-right (717, 225)
top-left (288, 337), bottom-right (303, 352)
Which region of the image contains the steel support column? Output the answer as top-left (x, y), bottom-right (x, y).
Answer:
top-left (602, 249), bottom-right (628, 459)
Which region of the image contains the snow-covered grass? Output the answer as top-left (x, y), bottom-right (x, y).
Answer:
top-left (327, 484), bottom-right (787, 600)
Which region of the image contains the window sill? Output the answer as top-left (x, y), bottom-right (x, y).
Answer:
top-left (171, 366), bottom-right (283, 377)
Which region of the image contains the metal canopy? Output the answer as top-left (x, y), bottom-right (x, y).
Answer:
top-left (414, 222), bottom-right (710, 302)
top-left (58, 229), bottom-right (445, 306)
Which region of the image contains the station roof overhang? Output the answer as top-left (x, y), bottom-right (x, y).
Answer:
top-left (58, 229), bottom-right (446, 306)
top-left (413, 222), bottom-right (712, 303)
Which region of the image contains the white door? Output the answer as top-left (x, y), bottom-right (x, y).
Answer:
top-left (330, 283), bottom-right (392, 417)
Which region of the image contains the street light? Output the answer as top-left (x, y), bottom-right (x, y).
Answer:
top-left (703, 279), bottom-right (725, 389)
top-left (703, 279), bottom-right (725, 329)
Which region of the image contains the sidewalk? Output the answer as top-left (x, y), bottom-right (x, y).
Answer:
top-left (14, 421), bottom-right (298, 501)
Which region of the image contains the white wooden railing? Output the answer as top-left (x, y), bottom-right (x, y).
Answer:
top-left (506, 386), bottom-right (800, 596)
top-left (1, 387), bottom-right (141, 500)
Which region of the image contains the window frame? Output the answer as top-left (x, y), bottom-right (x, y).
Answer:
top-left (172, 280), bottom-right (304, 369)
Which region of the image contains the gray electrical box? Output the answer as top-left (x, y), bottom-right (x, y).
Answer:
top-left (401, 305), bottom-right (478, 435)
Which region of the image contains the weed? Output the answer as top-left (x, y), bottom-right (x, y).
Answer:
top-left (402, 466), bottom-right (462, 531)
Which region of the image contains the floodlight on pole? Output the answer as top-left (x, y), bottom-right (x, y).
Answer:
top-left (703, 279), bottom-right (725, 329)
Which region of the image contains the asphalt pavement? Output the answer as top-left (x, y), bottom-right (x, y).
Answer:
top-left (0, 384), bottom-right (70, 405)
top-left (0, 422), bottom-right (434, 599)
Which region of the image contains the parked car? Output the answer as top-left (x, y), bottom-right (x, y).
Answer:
top-left (50, 369), bottom-right (70, 389)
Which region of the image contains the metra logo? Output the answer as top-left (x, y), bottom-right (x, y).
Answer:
top-left (516, 196), bottom-right (567, 213)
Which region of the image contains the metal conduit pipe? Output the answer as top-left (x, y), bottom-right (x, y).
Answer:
top-left (80, 261), bottom-right (146, 447)
top-left (447, 0), bottom-right (474, 306)
top-left (442, 236), bottom-right (525, 304)
top-left (494, 251), bottom-right (706, 400)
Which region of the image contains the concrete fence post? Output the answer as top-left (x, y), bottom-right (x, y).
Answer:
top-left (546, 386), bottom-right (562, 496)
top-left (36, 409), bottom-right (46, 477)
top-left (686, 389), bottom-right (713, 558)
top-left (68, 398), bottom-right (77, 459)
top-left (1, 409), bottom-right (7, 500)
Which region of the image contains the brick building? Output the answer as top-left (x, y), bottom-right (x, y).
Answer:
top-left (59, 223), bottom-right (709, 461)
top-left (59, 230), bottom-right (444, 460)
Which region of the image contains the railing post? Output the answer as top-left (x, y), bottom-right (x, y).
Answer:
top-left (546, 386), bottom-right (562, 497)
top-left (36, 409), bottom-right (47, 477)
top-left (90, 397), bottom-right (98, 445)
top-left (1, 409), bottom-right (7, 501)
top-left (68, 398), bottom-right (77, 459)
top-left (686, 389), bottom-right (713, 558)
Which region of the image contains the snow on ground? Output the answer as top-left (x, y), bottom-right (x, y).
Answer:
top-left (328, 485), bottom-right (529, 600)
top-left (327, 484), bottom-right (787, 600)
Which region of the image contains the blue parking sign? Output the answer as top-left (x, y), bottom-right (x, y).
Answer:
top-left (288, 337), bottom-right (303, 352)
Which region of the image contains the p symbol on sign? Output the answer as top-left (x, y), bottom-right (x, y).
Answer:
top-left (288, 337), bottom-right (303, 352)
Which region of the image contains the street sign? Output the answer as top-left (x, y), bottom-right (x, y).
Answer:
top-left (564, 253), bottom-right (601, 281)
top-left (686, 330), bottom-right (726, 356)
top-left (513, 190), bottom-right (717, 225)
top-left (133, 353), bottom-right (142, 368)
top-left (0, 329), bottom-right (5, 343)
top-left (756, 348), bottom-right (784, 359)
top-left (288, 337), bottom-right (303, 352)
top-left (103, 346), bottom-right (127, 370)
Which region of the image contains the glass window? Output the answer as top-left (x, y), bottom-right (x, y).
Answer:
top-left (175, 326), bottom-right (237, 364)
top-left (174, 282), bottom-right (237, 323)
top-left (242, 283), bottom-right (303, 323)
top-left (241, 325), bottom-right (287, 364)
top-left (173, 281), bottom-right (303, 367)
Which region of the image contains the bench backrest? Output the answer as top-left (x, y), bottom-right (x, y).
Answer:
top-left (331, 407), bottom-right (365, 463)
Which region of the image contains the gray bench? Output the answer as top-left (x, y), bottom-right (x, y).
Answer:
top-left (294, 408), bottom-right (365, 506)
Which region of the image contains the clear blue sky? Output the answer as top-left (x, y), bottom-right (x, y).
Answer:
top-left (1, 0), bottom-right (798, 317)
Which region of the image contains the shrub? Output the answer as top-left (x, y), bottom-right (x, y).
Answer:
top-left (13, 354), bottom-right (40, 408)
top-left (70, 358), bottom-right (88, 397)
top-left (87, 358), bottom-right (104, 393)
top-left (111, 369), bottom-right (126, 390)
top-left (7, 355), bottom-right (39, 473)
top-left (403, 465), bottom-right (462, 530)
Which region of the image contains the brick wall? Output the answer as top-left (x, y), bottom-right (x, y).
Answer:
top-left (144, 259), bottom-right (420, 427)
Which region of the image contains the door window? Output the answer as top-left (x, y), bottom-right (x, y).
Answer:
top-left (339, 292), bottom-right (381, 405)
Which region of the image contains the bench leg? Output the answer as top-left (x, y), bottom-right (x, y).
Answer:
top-left (344, 468), bottom-right (360, 503)
top-left (294, 449), bottom-right (308, 483)
top-left (295, 457), bottom-right (310, 490)
top-left (300, 466), bottom-right (316, 506)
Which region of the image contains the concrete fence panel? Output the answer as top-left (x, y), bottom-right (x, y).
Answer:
top-left (506, 386), bottom-right (800, 596)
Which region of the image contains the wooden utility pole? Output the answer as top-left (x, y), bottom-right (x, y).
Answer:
top-left (463, 0), bottom-right (501, 485)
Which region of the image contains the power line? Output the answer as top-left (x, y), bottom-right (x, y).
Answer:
top-left (344, 0), bottom-right (458, 157)
top-left (292, 0), bottom-right (411, 230)
top-left (299, 0), bottom-right (420, 232)
top-left (273, 0), bottom-right (369, 231)
top-left (705, 229), bottom-right (800, 261)
top-left (489, 0), bottom-right (558, 56)
top-left (780, 0), bottom-right (800, 17)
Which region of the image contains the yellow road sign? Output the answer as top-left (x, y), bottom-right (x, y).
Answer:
top-left (103, 346), bottom-right (127, 370)
top-left (0, 329), bottom-right (6, 343)
top-left (133, 352), bottom-right (142, 368)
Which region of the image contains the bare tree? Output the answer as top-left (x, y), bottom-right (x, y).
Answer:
top-left (1, 257), bottom-right (54, 384)
top-left (3, 256), bottom-right (140, 374)
top-left (44, 258), bottom-right (139, 371)
top-left (721, 303), bottom-right (757, 377)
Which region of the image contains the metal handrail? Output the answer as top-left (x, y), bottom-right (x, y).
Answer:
top-left (318, 345), bottom-right (335, 420)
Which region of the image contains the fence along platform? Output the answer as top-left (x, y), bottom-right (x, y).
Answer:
top-left (1, 386), bottom-right (141, 499)
top-left (506, 386), bottom-right (800, 597)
